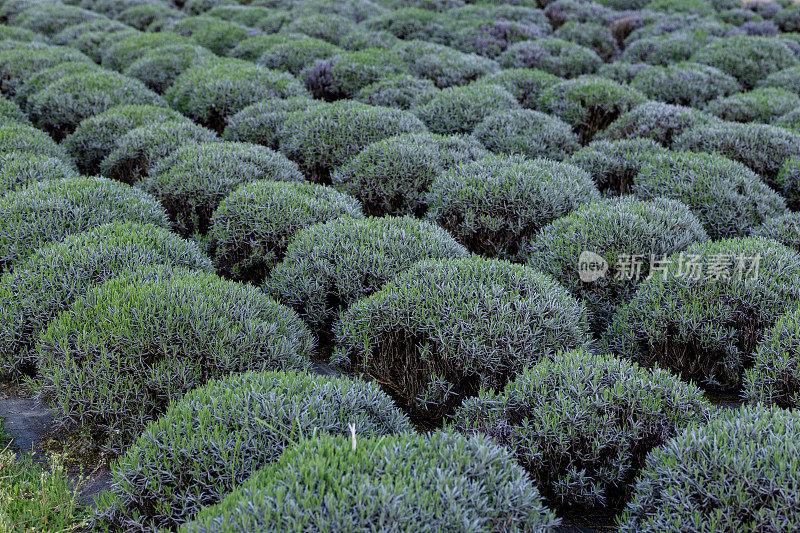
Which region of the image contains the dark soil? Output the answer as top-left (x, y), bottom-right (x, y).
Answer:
top-left (0, 382), bottom-right (112, 504)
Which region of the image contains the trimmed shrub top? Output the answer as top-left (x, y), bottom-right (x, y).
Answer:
top-left (453, 349), bottom-right (711, 511)
top-left (499, 38), bottom-right (603, 78)
top-left (166, 14), bottom-right (253, 55)
top-left (10, 4), bottom-right (101, 37)
top-left (620, 33), bottom-right (701, 66)
top-left (0, 177), bottom-right (170, 270)
top-left (210, 180), bottom-right (363, 283)
top-left (620, 405), bottom-right (800, 532)
top-left (602, 237), bottom-right (800, 391)
top-left (597, 62), bottom-right (650, 84)
top-left (0, 123), bottom-right (71, 163)
top-left (553, 20), bottom-right (619, 61)
top-left (0, 97), bottom-right (28, 126)
top-left (267, 216), bottom-right (469, 338)
top-left (427, 155), bottom-right (599, 260)
top-left (279, 100), bottom-right (427, 183)
top-left (139, 142), bottom-right (303, 236)
top-left (184, 431), bottom-right (559, 532)
top-left (63, 104), bottom-right (186, 175)
top-left (743, 304), bottom-right (800, 408)
top-left (14, 60), bottom-right (102, 112)
top-left (334, 256), bottom-right (590, 420)
top-left (26, 69), bottom-right (164, 140)
top-left (0, 43), bottom-right (91, 97)
top-left (705, 87), bottom-right (800, 123)
top-left (257, 36), bottom-right (341, 76)
top-left (301, 48), bottom-right (408, 102)
top-left (758, 65), bottom-right (800, 95)
top-left (630, 150), bottom-right (788, 239)
top-left (674, 120), bottom-right (800, 181)
top-left (96, 370), bottom-right (411, 530)
top-left (476, 68), bottom-right (562, 109)
top-left (0, 152), bottom-right (80, 196)
top-left (473, 109), bottom-right (579, 161)
top-left (331, 132), bottom-right (489, 217)
top-left (528, 196), bottom-right (709, 332)
top-left (165, 59), bottom-right (309, 132)
top-left (392, 39), bottom-right (498, 88)
top-left (354, 73), bottom-right (439, 110)
top-left (100, 32), bottom-right (190, 73)
top-left (690, 34), bottom-right (799, 89)
top-left (99, 120), bottom-right (219, 183)
top-left (537, 76), bottom-right (647, 144)
top-left (0, 221), bottom-right (212, 377)
top-left (124, 43), bottom-right (216, 94)
top-left (753, 212), bottom-right (800, 253)
top-left (567, 137), bottom-right (670, 194)
top-left (412, 82), bottom-right (519, 134)
top-left (34, 269), bottom-right (315, 453)
top-left (774, 156), bottom-right (800, 210)
top-left (630, 62), bottom-right (741, 108)
top-left (222, 97), bottom-right (323, 150)
top-left (599, 101), bottom-right (719, 147)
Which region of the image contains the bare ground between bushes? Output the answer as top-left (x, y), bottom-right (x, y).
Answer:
top-left (0, 382), bottom-right (112, 504)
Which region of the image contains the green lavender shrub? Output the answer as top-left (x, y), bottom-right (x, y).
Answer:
top-left (334, 257), bottom-right (590, 420)
top-left (165, 59), bottom-right (308, 133)
top-left (266, 216), bottom-right (469, 340)
top-left (673, 121), bottom-right (800, 184)
top-left (475, 68), bottom-right (562, 109)
top-left (222, 97), bottom-right (323, 151)
top-left (301, 48), bottom-right (407, 101)
top-left (411, 82), bottom-right (519, 134)
top-left (95, 370), bottom-right (411, 530)
top-left (166, 15), bottom-right (252, 55)
top-left (137, 142), bottom-right (303, 236)
top-left (0, 43), bottom-right (91, 97)
top-left (392, 39), bottom-right (498, 88)
top-left (278, 100), bottom-right (427, 182)
top-left (124, 44), bottom-right (215, 93)
top-left (331, 132), bottom-right (488, 217)
top-left (0, 152), bottom-right (79, 195)
top-left (183, 431), bottom-right (559, 532)
top-left (528, 197), bottom-right (708, 332)
top-left (472, 109), bottom-right (579, 160)
top-left (742, 306), bottom-right (800, 408)
top-left (354, 74), bottom-right (439, 110)
top-left (14, 61), bottom-right (101, 112)
top-left (427, 155), bottom-right (599, 260)
top-left (0, 97), bottom-right (28, 126)
top-left (630, 62), bottom-right (741, 108)
top-left (690, 34), bottom-right (798, 89)
top-left (62, 104), bottom-right (186, 175)
top-left (0, 123), bottom-right (71, 162)
top-left (257, 37), bottom-right (341, 76)
top-left (34, 269), bottom-right (315, 453)
top-left (453, 349), bottom-right (711, 511)
top-left (99, 120), bottom-right (218, 183)
top-left (536, 76), bottom-right (646, 144)
top-left (209, 180), bottom-right (363, 283)
top-left (0, 222), bottom-right (211, 377)
top-left (26, 69), bottom-right (163, 140)
top-left (499, 38), bottom-right (602, 78)
top-left (752, 212), bottom-right (800, 252)
top-left (599, 102), bottom-right (718, 147)
top-left (100, 32), bottom-right (189, 72)
top-left (0, 177), bottom-right (170, 270)
top-left (602, 237), bottom-right (800, 391)
top-left (705, 87), bottom-right (800, 123)
top-left (619, 405), bottom-right (800, 532)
